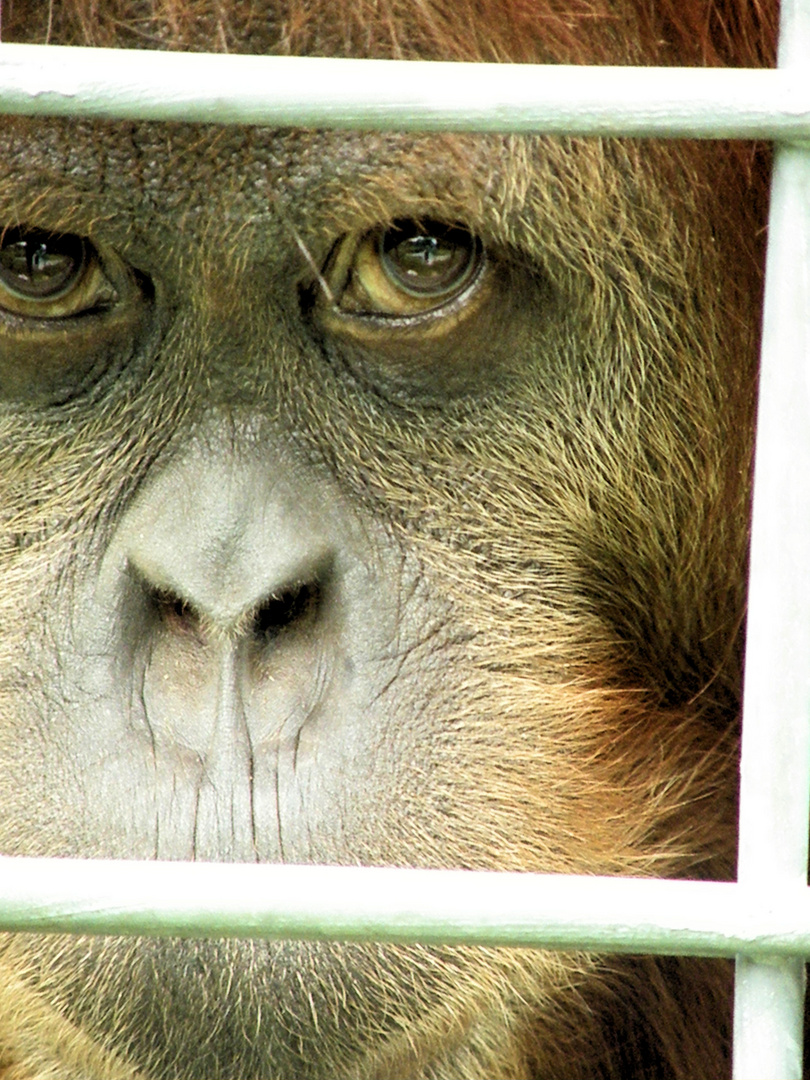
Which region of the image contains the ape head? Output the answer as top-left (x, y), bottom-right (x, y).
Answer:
top-left (0, 1), bottom-right (774, 1077)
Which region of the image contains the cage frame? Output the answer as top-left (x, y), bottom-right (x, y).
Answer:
top-left (1, 2), bottom-right (809, 1076)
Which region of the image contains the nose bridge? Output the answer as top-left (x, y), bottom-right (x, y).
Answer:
top-left (111, 434), bottom-right (334, 628)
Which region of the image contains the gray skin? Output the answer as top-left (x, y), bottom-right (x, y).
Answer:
top-left (0, 111), bottom-right (751, 1078)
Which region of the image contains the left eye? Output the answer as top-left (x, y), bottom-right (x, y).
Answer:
top-left (325, 220), bottom-right (484, 317)
top-left (0, 226), bottom-right (117, 318)
top-left (378, 222), bottom-right (480, 299)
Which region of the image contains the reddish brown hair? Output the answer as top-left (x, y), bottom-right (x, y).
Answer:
top-left (2, 0), bottom-right (777, 67)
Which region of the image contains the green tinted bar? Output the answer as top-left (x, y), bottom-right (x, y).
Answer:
top-left (0, 43), bottom-right (809, 138)
top-left (0, 857), bottom-right (809, 957)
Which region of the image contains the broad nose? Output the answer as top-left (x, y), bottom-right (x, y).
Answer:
top-left (91, 435), bottom-right (355, 861)
top-left (115, 444), bottom-right (333, 637)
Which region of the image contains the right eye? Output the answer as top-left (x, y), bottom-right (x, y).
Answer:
top-left (0, 224), bottom-right (153, 404)
top-left (0, 226), bottom-right (117, 318)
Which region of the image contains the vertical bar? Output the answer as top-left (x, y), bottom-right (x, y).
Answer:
top-left (732, 2), bottom-right (810, 1075)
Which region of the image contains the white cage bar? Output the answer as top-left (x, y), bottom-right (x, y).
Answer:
top-left (1, 2), bottom-right (809, 1075)
top-left (1, 859), bottom-right (810, 958)
top-left (732, 0), bottom-right (810, 1075)
top-left (0, 44), bottom-right (809, 137)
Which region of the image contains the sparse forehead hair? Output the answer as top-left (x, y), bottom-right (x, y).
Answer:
top-left (1, 0), bottom-right (777, 67)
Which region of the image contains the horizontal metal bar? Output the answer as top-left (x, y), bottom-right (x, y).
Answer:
top-left (1, 857), bottom-right (810, 957)
top-left (0, 44), bottom-right (809, 138)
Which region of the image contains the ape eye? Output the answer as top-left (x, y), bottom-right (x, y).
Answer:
top-left (379, 223), bottom-right (480, 298)
top-left (328, 220), bottom-right (484, 317)
top-left (0, 226), bottom-right (117, 318)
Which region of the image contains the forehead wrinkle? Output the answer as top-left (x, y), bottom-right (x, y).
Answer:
top-left (292, 132), bottom-right (519, 243)
top-left (0, 120), bottom-right (519, 266)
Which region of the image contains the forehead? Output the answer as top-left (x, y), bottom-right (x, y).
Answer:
top-left (0, 117), bottom-right (510, 243)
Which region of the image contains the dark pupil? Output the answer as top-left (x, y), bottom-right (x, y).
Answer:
top-left (0, 229), bottom-right (86, 299)
top-left (381, 224), bottom-right (475, 297)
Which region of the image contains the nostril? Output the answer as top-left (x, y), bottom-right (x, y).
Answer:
top-left (252, 580), bottom-right (321, 644)
top-left (133, 573), bottom-right (326, 648)
top-left (147, 585), bottom-right (204, 640)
